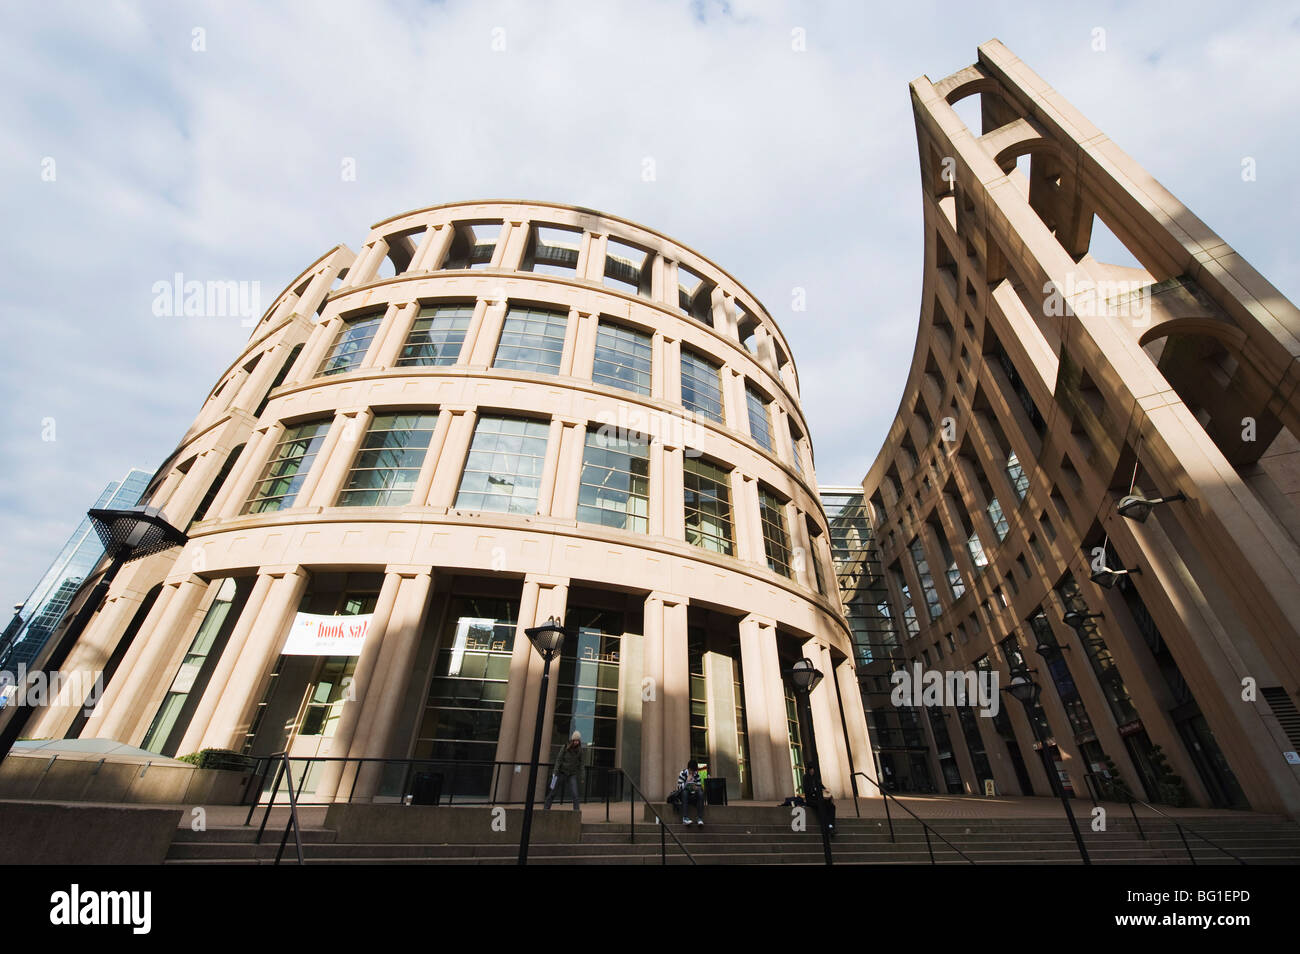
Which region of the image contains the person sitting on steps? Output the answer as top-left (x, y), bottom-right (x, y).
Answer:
top-left (677, 759), bottom-right (705, 826)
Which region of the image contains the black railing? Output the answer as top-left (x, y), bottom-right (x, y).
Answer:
top-left (240, 754), bottom-right (624, 818)
top-left (851, 770), bottom-right (975, 864)
top-left (602, 768), bottom-right (696, 866)
top-left (1122, 794), bottom-right (1247, 865)
top-left (245, 754), bottom-right (633, 864)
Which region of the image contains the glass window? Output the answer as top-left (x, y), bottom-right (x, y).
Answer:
top-left (745, 385), bottom-right (774, 452)
top-left (758, 487), bottom-right (793, 578)
top-left (140, 577), bottom-right (240, 754)
top-left (415, 597), bottom-right (518, 771)
top-left (396, 304), bottom-right (473, 367)
top-left (243, 419), bottom-right (331, 514)
top-left (1006, 450), bottom-right (1029, 500)
top-left (680, 350), bottom-right (724, 423)
top-left (987, 496), bottom-right (1010, 541)
top-left (493, 306), bottom-right (568, 376)
top-left (552, 608), bottom-right (624, 770)
top-left (909, 538), bottom-right (942, 619)
top-left (592, 321), bottom-right (651, 394)
top-left (577, 430), bottom-right (649, 533)
top-left (337, 412), bottom-right (440, 507)
top-left (317, 313), bottom-right (384, 377)
top-left (788, 421), bottom-right (804, 474)
top-left (967, 529), bottom-right (989, 568)
top-left (455, 415), bottom-right (549, 514)
top-left (683, 456), bottom-right (733, 556)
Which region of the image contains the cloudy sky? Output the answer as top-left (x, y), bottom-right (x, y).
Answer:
top-left (2, 0), bottom-right (1297, 603)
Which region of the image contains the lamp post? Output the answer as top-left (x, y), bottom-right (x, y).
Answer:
top-left (1062, 611), bottom-right (1104, 633)
top-left (0, 506), bottom-right (187, 764)
top-left (1003, 669), bottom-right (1090, 864)
top-left (517, 616), bottom-right (566, 866)
top-left (785, 656), bottom-right (833, 866)
top-left (1117, 491), bottom-right (1186, 523)
top-left (1088, 563), bottom-right (1141, 589)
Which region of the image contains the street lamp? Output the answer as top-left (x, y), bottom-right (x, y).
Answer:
top-left (517, 616), bottom-right (567, 866)
top-left (1062, 611), bottom-right (1104, 633)
top-left (0, 505), bottom-right (187, 764)
top-left (1117, 491), bottom-right (1186, 523)
top-left (1003, 668), bottom-right (1091, 864)
top-left (1089, 563), bottom-right (1141, 589)
top-left (785, 656), bottom-right (832, 866)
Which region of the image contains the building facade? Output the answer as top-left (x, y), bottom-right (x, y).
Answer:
top-left (852, 41), bottom-right (1300, 814)
top-left (28, 200), bottom-right (871, 803)
top-left (1, 469), bottom-right (150, 674)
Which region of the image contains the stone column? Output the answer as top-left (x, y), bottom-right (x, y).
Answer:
top-left (663, 337), bottom-right (682, 405)
top-left (738, 613), bottom-right (791, 801)
top-left (209, 428), bottom-right (273, 522)
top-left (731, 473), bottom-right (763, 564)
top-left (704, 648), bottom-right (741, 800)
top-left (639, 592), bottom-right (689, 800)
top-left (27, 584), bottom-right (151, 740)
top-left (74, 583), bottom-right (180, 740)
top-left (835, 656), bottom-right (878, 797)
top-left (427, 410), bottom-right (476, 508)
top-left (789, 504), bottom-right (815, 591)
top-left (94, 576), bottom-right (210, 744)
top-left (159, 449), bottom-right (225, 528)
top-left (288, 315), bottom-right (340, 383)
top-left (199, 567), bottom-right (309, 752)
top-left (493, 578), bottom-right (541, 776)
top-left (551, 422), bottom-right (587, 520)
top-left (338, 568), bottom-right (435, 801)
top-left (535, 418), bottom-right (567, 517)
top-left (467, 300), bottom-right (508, 367)
top-left (173, 572), bottom-right (274, 757)
top-left (214, 424), bottom-right (279, 520)
top-left (303, 409), bottom-right (371, 508)
top-left (311, 570), bottom-right (404, 800)
top-left (412, 222), bottom-right (454, 272)
top-left (803, 638), bottom-right (850, 798)
top-left (570, 311), bottom-right (599, 380)
top-left (557, 307), bottom-right (580, 377)
top-left (723, 367), bottom-right (746, 436)
top-left (498, 577), bottom-right (568, 802)
top-left (663, 444), bottom-right (685, 541)
top-left (582, 233), bottom-right (608, 282)
top-left (650, 332), bottom-right (666, 401)
top-left (363, 302), bottom-right (413, 369)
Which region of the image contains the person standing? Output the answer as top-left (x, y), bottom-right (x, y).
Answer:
top-left (677, 759), bottom-right (705, 826)
top-left (544, 730), bottom-right (584, 812)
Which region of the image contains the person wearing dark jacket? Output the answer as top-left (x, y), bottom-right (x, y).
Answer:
top-left (677, 759), bottom-right (705, 825)
top-left (544, 730), bottom-right (584, 811)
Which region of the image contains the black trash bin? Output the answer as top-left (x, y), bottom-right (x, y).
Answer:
top-left (411, 772), bottom-right (442, 806)
top-left (704, 777), bottom-right (728, 806)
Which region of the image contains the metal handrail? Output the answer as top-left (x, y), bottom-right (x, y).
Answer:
top-left (605, 769), bottom-right (696, 866)
top-left (273, 752), bottom-right (305, 865)
top-left (1121, 794), bottom-right (1247, 865)
top-left (851, 771), bottom-right (975, 864)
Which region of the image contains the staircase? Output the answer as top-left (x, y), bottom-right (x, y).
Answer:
top-left (165, 810), bottom-right (1300, 865)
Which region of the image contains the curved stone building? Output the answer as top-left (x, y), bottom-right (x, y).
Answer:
top-left (30, 200), bottom-right (870, 803)
top-left (850, 41), bottom-right (1300, 815)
